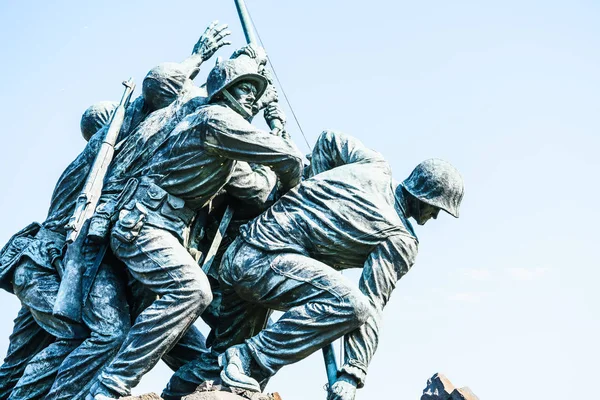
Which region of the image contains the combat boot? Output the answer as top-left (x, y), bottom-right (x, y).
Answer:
top-left (86, 381), bottom-right (121, 400)
top-left (219, 344), bottom-right (262, 392)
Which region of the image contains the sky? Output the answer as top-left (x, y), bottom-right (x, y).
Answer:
top-left (0, 0), bottom-right (598, 399)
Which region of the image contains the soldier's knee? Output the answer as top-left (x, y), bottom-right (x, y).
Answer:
top-left (96, 328), bottom-right (128, 349)
top-left (191, 289), bottom-right (213, 314)
top-left (182, 275), bottom-right (213, 313)
top-left (347, 294), bottom-right (374, 327)
top-left (88, 320), bottom-right (129, 349)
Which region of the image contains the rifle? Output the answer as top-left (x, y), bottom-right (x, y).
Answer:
top-left (52, 79), bottom-right (135, 324)
top-left (233, 0), bottom-right (339, 389)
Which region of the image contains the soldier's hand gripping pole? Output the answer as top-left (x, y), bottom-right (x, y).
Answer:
top-left (52, 79), bottom-right (135, 324)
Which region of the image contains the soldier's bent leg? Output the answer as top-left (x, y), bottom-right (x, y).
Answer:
top-left (162, 287), bottom-right (270, 400)
top-left (7, 338), bottom-right (81, 400)
top-left (127, 275), bottom-right (207, 373)
top-left (46, 260), bottom-right (131, 400)
top-left (220, 239), bottom-right (374, 379)
top-left (124, 273), bottom-right (207, 400)
top-left (161, 326), bottom-right (207, 373)
top-left (8, 259), bottom-right (88, 400)
top-left (95, 225), bottom-right (212, 397)
top-left (0, 307), bottom-right (54, 400)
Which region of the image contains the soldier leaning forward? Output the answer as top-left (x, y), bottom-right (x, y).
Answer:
top-left (87, 50), bottom-right (304, 400)
top-left (150, 69), bottom-right (286, 397)
top-left (0, 23), bottom-right (230, 400)
top-left (188, 131), bottom-right (464, 400)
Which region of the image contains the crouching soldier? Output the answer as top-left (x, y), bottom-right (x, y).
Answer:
top-left (206, 131), bottom-right (464, 400)
top-left (87, 49), bottom-right (304, 399)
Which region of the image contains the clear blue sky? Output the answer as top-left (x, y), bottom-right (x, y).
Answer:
top-left (0, 1), bottom-right (598, 399)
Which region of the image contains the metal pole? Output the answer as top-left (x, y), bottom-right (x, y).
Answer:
top-left (234, 0), bottom-right (258, 45)
top-left (233, 0), bottom-right (284, 135)
top-left (322, 342), bottom-right (339, 388)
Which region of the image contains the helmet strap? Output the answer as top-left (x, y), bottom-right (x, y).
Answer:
top-left (223, 89), bottom-right (252, 121)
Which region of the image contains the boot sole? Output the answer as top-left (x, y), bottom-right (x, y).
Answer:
top-left (219, 353), bottom-right (261, 392)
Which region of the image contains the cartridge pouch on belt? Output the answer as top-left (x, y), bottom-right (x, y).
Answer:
top-left (87, 179), bottom-right (139, 242)
top-left (113, 179), bottom-right (195, 244)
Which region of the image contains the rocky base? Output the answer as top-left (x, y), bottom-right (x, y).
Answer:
top-left (123, 372), bottom-right (477, 400)
top-left (122, 388), bottom-right (281, 400)
top-left (420, 373), bottom-right (479, 400)
top-left (122, 395), bottom-right (163, 400)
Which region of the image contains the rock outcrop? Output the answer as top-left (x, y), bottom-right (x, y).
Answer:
top-left (421, 373), bottom-right (479, 400)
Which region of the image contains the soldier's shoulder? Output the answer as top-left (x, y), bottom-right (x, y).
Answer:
top-left (202, 104), bottom-right (249, 129)
top-left (201, 103), bottom-right (231, 115)
top-left (391, 220), bottom-right (419, 255)
top-left (177, 103), bottom-right (221, 124)
top-left (394, 231), bottom-right (419, 267)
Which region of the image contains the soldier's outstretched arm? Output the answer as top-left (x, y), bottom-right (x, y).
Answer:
top-left (181, 21), bottom-right (232, 80)
top-left (310, 130), bottom-right (387, 177)
top-left (339, 236), bottom-right (417, 390)
top-left (204, 110), bottom-right (304, 191)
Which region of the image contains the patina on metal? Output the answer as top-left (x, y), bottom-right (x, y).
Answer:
top-left (0, 4), bottom-right (467, 400)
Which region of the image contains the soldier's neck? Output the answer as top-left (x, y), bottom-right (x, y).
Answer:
top-left (394, 187), bottom-right (410, 219)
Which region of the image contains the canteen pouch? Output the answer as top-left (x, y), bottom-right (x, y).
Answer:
top-left (87, 200), bottom-right (116, 242)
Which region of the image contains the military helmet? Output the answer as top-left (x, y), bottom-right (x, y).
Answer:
top-left (206, 55), bottom-right (268, 103)
top-left (401, 159), bottom-right (464, 218)
top-left (143, 62), bottom-right (188, 111)
top-left (80, 101), bottom-right (118, 142)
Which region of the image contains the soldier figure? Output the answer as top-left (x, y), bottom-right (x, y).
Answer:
top-left (202, 131), bottom-right (464, 400)
top-left (87, 49), bottom-right (304, 400)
